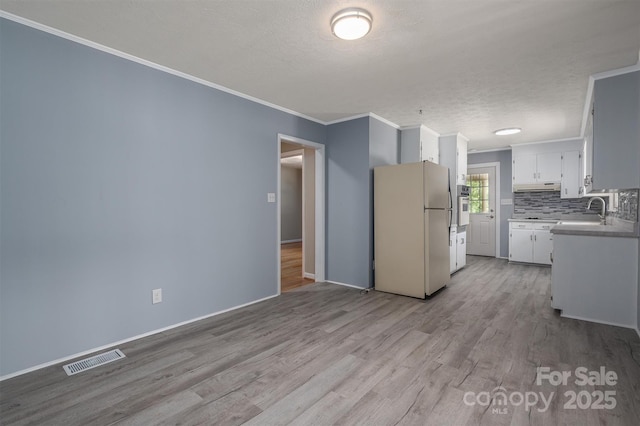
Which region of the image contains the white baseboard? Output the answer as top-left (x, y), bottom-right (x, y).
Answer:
top-left (0, 293), bottom-right (279, 382)
top-left (281, 239), bottom-right (302, 244)
top-left (304, 272), bottom-right (315, 280)
top-left (560, 313), bottom-right (635, 330)
top-left (326, 280), bottom-right (368, 290)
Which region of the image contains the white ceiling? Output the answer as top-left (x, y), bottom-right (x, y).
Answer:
top-left (2, 1), bottom-right (639, 150)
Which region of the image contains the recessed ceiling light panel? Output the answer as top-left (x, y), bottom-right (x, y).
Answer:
top-left (494, 128), bottom-right (522, 136)
top-left (331, 8), bottom-right (372, 40)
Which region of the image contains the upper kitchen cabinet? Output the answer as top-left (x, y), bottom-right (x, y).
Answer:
top-left (586, 70), bottom-right (640, 192)
top-left (400, 125), bottom-right (440, 164)
top-left (511, 140), bottom-right (583, 195)
top-left (561, 151), bottom-right (582, 199)
top-left (512, 152), bottom-right (562, 185)
top-left (439, 133), bottom-right (468, 186)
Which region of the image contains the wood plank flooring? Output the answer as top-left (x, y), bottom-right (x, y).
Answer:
top-left (281, 242), bottom-right (314, 292)
top-left (1, 256), bottom-right (640, 425)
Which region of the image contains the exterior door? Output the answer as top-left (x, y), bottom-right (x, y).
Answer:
top-left (467, 166), bottom-right (497, 257)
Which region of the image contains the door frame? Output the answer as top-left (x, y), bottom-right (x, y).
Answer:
top-left (277, 134), bottom-right (325, 295)
top-left (467, 162), bottom-right (501, 258)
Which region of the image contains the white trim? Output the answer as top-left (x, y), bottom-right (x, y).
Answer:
top-left (399, 124), bottom-right (440, 137)
top-left (304, 272), bottom-right (316, 280)
top-left (369, 113), bottom-right (401, 129)
top-left (510, 137), bottom-right (582, 147)
top-left (277, 134), bottom-right (326, 296)
top-left (324, 113), bottom-right (370, 126)
top-left (592, 63), bottom-right (640, 80)
top-left (560, 313), bottom-right (635, 330)
top-left (0, 293), bottom-right (278, 381)
top-left (468, 147), bottom-right (512, 154)
top-left (325, 112), bottom-right (401, 129)
top-left (468, 162), bottom-right (501, 259)
top-left (440, 132), bottom-right (469, 142)
top-left (326, 280), bottom-right (368, 290)
top-left (281, 239), bottom-right (302, 244)
top-left (0, 11), bottom-right (325, 126)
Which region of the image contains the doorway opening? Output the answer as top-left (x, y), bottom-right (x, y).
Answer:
top-left (467, 163), bottom-right (500, 257)
top-left (277, 135), bottom-right (325, 294)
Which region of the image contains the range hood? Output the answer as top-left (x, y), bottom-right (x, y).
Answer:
top-left (512, 182), bottom-right (561, 192)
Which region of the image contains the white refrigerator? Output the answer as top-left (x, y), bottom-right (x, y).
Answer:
top-left (374, 161), bottom-right (451, 298)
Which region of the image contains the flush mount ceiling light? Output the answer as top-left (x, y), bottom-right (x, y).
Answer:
top-left (331, 8), bottom-right (372, 40)
top-left (494, 128), bottom-right (522, 136)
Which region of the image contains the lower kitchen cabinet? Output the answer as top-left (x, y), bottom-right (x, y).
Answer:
top-left (449, 226), bottom-right (466, 273)
top-left (509, 221), bottom-right (554, 265)
top-left (456, 231), bottom-right (467, 270)
top-left (449, 226), bottom-right (457, 273)
top-left (551, 233), bottom-right (638, 327)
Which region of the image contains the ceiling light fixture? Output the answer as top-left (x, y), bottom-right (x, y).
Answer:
top-left (494, 128), bottom-right (522, 136)
top-left (331, 8), bottom-right (372, 40)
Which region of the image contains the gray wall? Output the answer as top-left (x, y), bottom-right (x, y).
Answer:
top-left (325, 118), bottom-right (371, 287)
top-left (468, 150), bottom-right (513, 258)
top-left (324, 116), bottom-right (398, 288)
top-left (0, 19), bottom-right (326, 376)
top-left (280, 166), bottom-right (303, 241)
top-left (369, 117), bottom-right (400, 287)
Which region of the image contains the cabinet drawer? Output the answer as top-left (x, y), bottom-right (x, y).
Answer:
top-left (533, 223), bottom-right (556, 231)
top-left (510, 222), bottom-right (533, 230)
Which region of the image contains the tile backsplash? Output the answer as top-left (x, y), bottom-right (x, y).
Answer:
top-left (614, 189), bottom-right (638, 222)
top-left (513, 191), bottom-right (602, 219)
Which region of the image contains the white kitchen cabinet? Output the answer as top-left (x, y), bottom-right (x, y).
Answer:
top-left (456, 231), bottom-right (467, 269)
top-left (456, 137), bottom-right (467, 185)
top-left (400, 125), bottom-right (439, 164)
top-left (513, 154), bottom-right (537, 184)
top-left (561, 151), bottom-right (582, 199)
top-left (449, 226), bottom-right (457, 273)
top-left (512, 152), bottom-right (562, 186)
top-left (551, 233), bottom-right (638, 327)
top-left (587, 70), bottom-right (640, 191)
top-left (509, 221), bottom-right (554, 265)
top-left (439, 133), bottom-right (469, 187)
top-left (532, 229), bottom-right (553, 265)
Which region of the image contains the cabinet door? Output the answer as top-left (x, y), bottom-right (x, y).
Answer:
top-left (533, 230), bottom-right (553, 265)
top-left (456, 137), bottom-right (467, 185)
top-left (513, 155), bottom-right (537, 185)
top-left (420, 126), bottom-right (439, 164)
top-left (561, 151), bottom-right (582, 199)
top-left (509, 228), bottom-right (533, 262)
top-left (457, 231), bottom-right (466, 269)
top-left (449, 227), bottom-right (457, 273)
top-left (536, 152), bottom-right (562, 183)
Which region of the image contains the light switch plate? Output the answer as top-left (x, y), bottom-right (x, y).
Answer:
top-left (152, 288), bottom-right (162, 304)
top-left (267, 193), bottom-right (276, 203)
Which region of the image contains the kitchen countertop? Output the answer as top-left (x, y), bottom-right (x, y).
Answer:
top-left (507, 218), bottom-right (559, 223)
top-left (551, 219), bottom-right (639, 238)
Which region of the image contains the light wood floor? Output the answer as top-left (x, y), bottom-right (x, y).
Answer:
top-left (2, 256), bottom-right (640, 425)
top-left (281, 242), bottom-right (314, 292)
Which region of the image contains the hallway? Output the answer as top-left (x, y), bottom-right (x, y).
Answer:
top-left (281, 242), bottom-right (314, 292)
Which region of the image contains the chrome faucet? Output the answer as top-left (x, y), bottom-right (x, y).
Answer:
top-left (587, 196), bottom-right (607, 224)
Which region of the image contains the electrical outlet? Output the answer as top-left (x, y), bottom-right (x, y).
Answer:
top-left (152, 288), bottom-right (162, 304)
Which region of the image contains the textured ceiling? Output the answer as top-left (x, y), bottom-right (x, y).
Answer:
top-left (1, 0), bottom-right (639, 149)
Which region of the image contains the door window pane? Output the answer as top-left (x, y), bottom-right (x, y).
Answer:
top-left (468, 173), bottom-right (489, 213)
